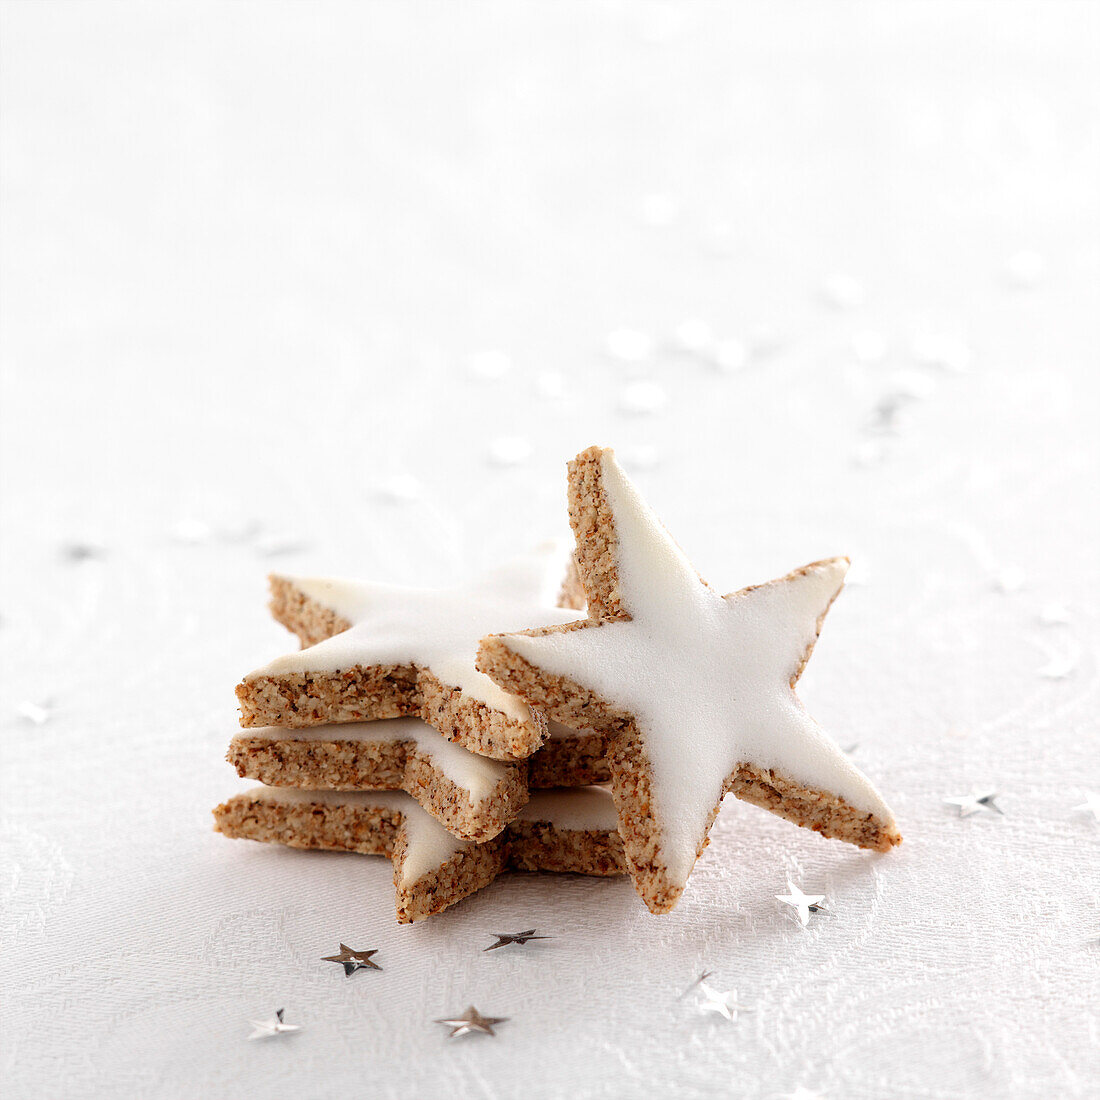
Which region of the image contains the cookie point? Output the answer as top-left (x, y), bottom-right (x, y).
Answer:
top-left (474, 634), bottom-right (505, 671)
top-left (573, 442), bottom-right (613, 464)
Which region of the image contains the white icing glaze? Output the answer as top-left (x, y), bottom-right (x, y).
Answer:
top-left (499, 449), bottom-right (897, 889)
top-left (251, 543), bottom-right (581, 722)
top-left (518, 786), bottom-right (619, 832)
top-left (237, 717), bottom-right (510, 800)
top-left (242, 785), bottom-right (468, 885)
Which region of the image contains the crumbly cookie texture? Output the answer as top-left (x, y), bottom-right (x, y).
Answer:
top-left (227, 719), bottom-right (528, 843)
top-left (478, 445), bottom-right (902, 915)
top-left (527, 725), bottom-right (610, 788)
top-left (269, 574), bottom-right (350, 647)
top-left (236, 545), bottom-right (583, 761)
top-left (213, 786), bottom-right (625, 923)
top-left (227, 719), bottom-right (608, 841)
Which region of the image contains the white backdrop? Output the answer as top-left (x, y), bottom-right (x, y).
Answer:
top-left (2, 3), bottom-right (1098, 1098)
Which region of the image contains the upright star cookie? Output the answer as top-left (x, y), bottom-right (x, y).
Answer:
top-left (477, 446), bottom-right (901, 914)
top-left (236, 544), bottom-right (583, 761)
top-left (213, 785), bottom-right (625, 922)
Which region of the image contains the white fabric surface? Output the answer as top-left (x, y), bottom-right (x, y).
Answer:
top-left (1, 3), bottom-right (1098, 1098)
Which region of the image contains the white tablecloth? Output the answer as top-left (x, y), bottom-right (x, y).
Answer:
top-left (2, 3), bottom-right (1097, 1097)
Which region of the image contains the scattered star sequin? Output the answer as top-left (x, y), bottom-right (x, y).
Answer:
top-left (944, 789), bottom-right (1003, 817)
top-left (687, 973), bottom-right (752, 1022)
top-left (321, 944), bottom-right (381, 976)
top-left (619, 380), bottom-right (667, 414)
top-left (435, 1006), bottom-right (507, 1038)
top-left (776, 881), bottom-right (828, 927)
top-left (487, 436), bottom-right (534, 466)
top-left (17, 701), bottom-right (51, 725)
top-left (1073, 794), bottom-right (1100, 821)
top-left (484, 929), bottom-right (551, 952)
top-left (248, 1008), bottom-right (301, 1041)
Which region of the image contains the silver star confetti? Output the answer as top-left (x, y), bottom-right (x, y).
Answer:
top-left (944, 789), bottom-right (1003, 817)
top-left (435, 1006), bottom-right (507, 1038)
top-left (248, 1008), bottom-right (301, 1041)
top-left (321, 944), bottom-right (382, 976)
top-left (1072, 794), bottom-right (1100, 821)
top-left (686, 973), bottom-right (751, 1022)
top-left (776, 880), bottom-right (828, 927)
top-left (484, 929), bottom-right (551, 952)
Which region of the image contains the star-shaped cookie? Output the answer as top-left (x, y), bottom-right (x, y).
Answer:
top-left (236, 544), bottom-right (583, 760)
top-left (227, 717), bottom-right (610, 842)
top-left (477, 446), bottom-right (901, 913)
top-left (213, 785), bottom-right (625, 922)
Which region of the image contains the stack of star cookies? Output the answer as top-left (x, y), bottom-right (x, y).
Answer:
top-left (215, 446), bottom-right (901, 921)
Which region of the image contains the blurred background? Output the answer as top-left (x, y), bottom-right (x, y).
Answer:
top-left (1, 3), bottom-right (1097, 1098)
